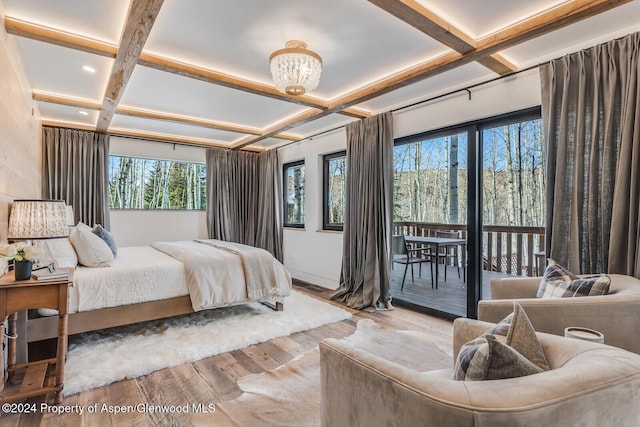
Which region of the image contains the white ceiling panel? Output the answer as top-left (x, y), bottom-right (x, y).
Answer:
top-left (12, 38), bottom-right (112, 100)
top-left (36, 101), bottom-right (98, 126)
top-left (356, 62), bottom-right (491, 113)
top-left (421, 0), bottom-right (568, 39)
top-left (501, 1), bottom-right (640, 67)
top-left (121, 66), bottom-right (307, 129)
top-left (144, 0), bottom-right (449, 99)
top-left (1, 0), bottom-right (130, 43)
top-left (110, 114), bottom-right (245, 143)
top-left (253, 138), bottom-right (288, 150)
top-left (289, 114), bottom-right (359, 138)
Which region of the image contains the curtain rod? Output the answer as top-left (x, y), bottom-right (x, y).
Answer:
top-left (277, 62), bottom-right (542, 151)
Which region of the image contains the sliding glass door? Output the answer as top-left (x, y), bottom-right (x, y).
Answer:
top-left (392, 130), bottom-right (468, 317)
top-left (391, 107), bottom-right (544, 318)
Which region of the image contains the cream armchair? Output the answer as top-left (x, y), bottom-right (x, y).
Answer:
top-left (320, 318), bottom-right (640, 427)
top-left (478, 274), bottom-right (640, 354)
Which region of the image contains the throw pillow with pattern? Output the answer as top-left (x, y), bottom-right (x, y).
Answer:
top-left (537, 259), bottom-right (610, 298)
top-left (453, 301), bottom-right (550, 380)
top-left (453, 334), bottom-right (544, 381)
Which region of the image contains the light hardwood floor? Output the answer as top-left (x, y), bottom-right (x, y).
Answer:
top-left (0, 283), bottom-right (454, 426)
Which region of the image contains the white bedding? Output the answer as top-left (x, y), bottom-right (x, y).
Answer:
top-left (152, 240), bottom-right (292, 311)
top-left (71, 246), bottom-right (188, 313)
top-left (70, 242), bottom-right (291, 314)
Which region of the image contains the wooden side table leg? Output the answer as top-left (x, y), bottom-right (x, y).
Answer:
top-left (54, 313), bottom-right (68, 404)
top-left (0, 321), bottom-right (4, 397)
top-left (7, 312), bottom-right (17, 383)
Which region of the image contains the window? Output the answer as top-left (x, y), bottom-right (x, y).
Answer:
top-left (283, 160), bottom-right (305, 227)
top-left (323, 151), bottom-right (347, 230)
top-left (108, 156), bottom-right (206, 209)
top-left (394, 133), bottom-right (468, 223)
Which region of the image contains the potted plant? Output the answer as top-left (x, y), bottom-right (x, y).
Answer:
top-left (0, 242), bottom-right (42, 280)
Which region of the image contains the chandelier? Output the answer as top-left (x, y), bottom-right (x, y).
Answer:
top-left (269, 40), bottom-right (322, 96)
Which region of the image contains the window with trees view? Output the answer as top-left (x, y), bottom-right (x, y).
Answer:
top-left (323, 151), bottom-right (347, 230)
top-left (108, 156), bottom-right (206, 210)
top-left (283, 160), bottom-right (305, 227)
top-left (394, 133), bottom-right (468, 223)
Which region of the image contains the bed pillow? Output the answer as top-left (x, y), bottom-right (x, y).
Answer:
top-left (41, 238), bottom-right (78, 269)
top-left (93, 224), bottom-right (118, 257)
top-left (69, 226), bottom-right (114, 267)
top-left (537, 259), bottom-right (610, 298)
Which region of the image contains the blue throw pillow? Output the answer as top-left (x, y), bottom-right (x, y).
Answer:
top-left (92, 224), bottom-right (118, 257)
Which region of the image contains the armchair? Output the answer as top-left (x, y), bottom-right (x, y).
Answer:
top-left (320, 318), bottom-right (640, 427)
top-left (478, 274), bottom-right (640, 354)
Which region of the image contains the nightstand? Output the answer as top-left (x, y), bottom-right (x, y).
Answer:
top-left (0, 269), bottom-right (73, 404)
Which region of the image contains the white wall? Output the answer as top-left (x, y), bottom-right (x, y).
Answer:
top-left (0, 2), bottom-right (41, 257)
top-left (108, 136), bottom-right (208, 246)
top-left (279, 68), bottom-right (541, 289)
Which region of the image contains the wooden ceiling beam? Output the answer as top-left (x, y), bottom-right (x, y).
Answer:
top-left (42, 119), bottom-right (263, 152)
top-left (4, 17), bottom-right (117, 57)
top-left (478, 54), bottom-right (517, 75)
top-left (368, 0), bottom-right (476, 53)
top-left (96, 0), bottom-right (164, 132)
top-left (232, 108), bottom-right (325, 149)
top-left (367, 0), bottom-right (516, 74)
top-left (236, 0), bottom-right (631, 148)
top-left (33, 91), bottom-right (300, 141)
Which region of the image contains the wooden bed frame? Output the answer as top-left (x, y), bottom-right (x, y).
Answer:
top-left (26, 296), bottom-right (284, 343)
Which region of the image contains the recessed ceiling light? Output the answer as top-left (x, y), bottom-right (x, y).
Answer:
top-left (82, 65), bottom-right (96, 73)
top-left (78, 110), bottom-right (89, 116)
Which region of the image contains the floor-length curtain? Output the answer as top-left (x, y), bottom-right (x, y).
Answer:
top-left (331, 112), bottom-right (393, 310)
top-left (541, 31), bottom-right (640, 276)
top-left (206, 148), bottom-right (282, 261)
top-left (42, 126), bottom-right (110, 229)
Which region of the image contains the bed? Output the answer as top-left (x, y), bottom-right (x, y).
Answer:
top-left (26, 239), bottom-right (292, 343)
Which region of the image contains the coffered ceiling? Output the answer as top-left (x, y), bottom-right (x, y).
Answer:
top-left (2, 0), bottom-right (639, 151)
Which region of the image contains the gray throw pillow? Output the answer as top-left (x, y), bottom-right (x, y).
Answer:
top-left (453, 302), bottom-right (550, 381)
top-left (453, 334), bottom-right (544, 381)
top-left (538, 259), bottom-right (609, 298)
top-left (92, 224), bottom-right (118, 257)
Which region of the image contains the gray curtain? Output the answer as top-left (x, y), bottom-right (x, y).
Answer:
top-left (206, 148), bottom-right (282, 261)
top-left (331, 112), bottom-right (394, 310)
top-left (42, 126), bottom-right (110, 229)
top-left (541, 31), bottom-right (640, 276)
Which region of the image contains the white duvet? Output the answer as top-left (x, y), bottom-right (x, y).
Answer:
top-left (73, 246), bottom-right (188, 313)
top-left (71, 241), bottom-right (292, 313)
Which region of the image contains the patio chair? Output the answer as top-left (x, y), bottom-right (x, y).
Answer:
top-left (392, 235), bottom-right (435, 290)
top-left (435, 231), bottom-right (464, 282)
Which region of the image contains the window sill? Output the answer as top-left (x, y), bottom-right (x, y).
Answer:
top-left (283, 226), bottom-right (306, 231)
top-left (316, 229), bottom-right (343, 234)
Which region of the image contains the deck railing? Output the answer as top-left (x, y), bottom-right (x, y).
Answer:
top-left (393, 222), bottom-right (546, 277)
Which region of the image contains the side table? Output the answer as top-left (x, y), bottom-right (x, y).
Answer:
top-left (0, 269), bottom-right (72, 404)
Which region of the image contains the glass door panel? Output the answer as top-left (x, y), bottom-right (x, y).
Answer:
top-left (392, 131), bottom-right (468, 317)
top-left (480, 117), bottom-right (546, 300)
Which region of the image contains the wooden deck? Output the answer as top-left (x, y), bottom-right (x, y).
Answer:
top-left (390, 262), bottom-right (521, 318)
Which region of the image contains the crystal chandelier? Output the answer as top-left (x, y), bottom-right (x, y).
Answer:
top-left (269, 40), bottom-right (322, 96)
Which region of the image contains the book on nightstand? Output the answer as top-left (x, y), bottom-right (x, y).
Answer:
top-left (31, 268), bottom-right (69, 281)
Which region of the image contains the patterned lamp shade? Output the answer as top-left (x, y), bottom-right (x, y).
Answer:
top-left (7, 199), bottom-right (69, 240)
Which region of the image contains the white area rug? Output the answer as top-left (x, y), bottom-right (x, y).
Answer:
top-left (64, 291), bottom-right (351, 396)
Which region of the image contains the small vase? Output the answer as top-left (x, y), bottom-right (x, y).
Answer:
top-left (14, 260), bottom-right (33, 280)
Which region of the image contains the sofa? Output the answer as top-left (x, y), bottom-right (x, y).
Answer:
top-left (320, 318), bottom-right (640, 427)
top-left (478, 273), bottom-right (640, 354)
